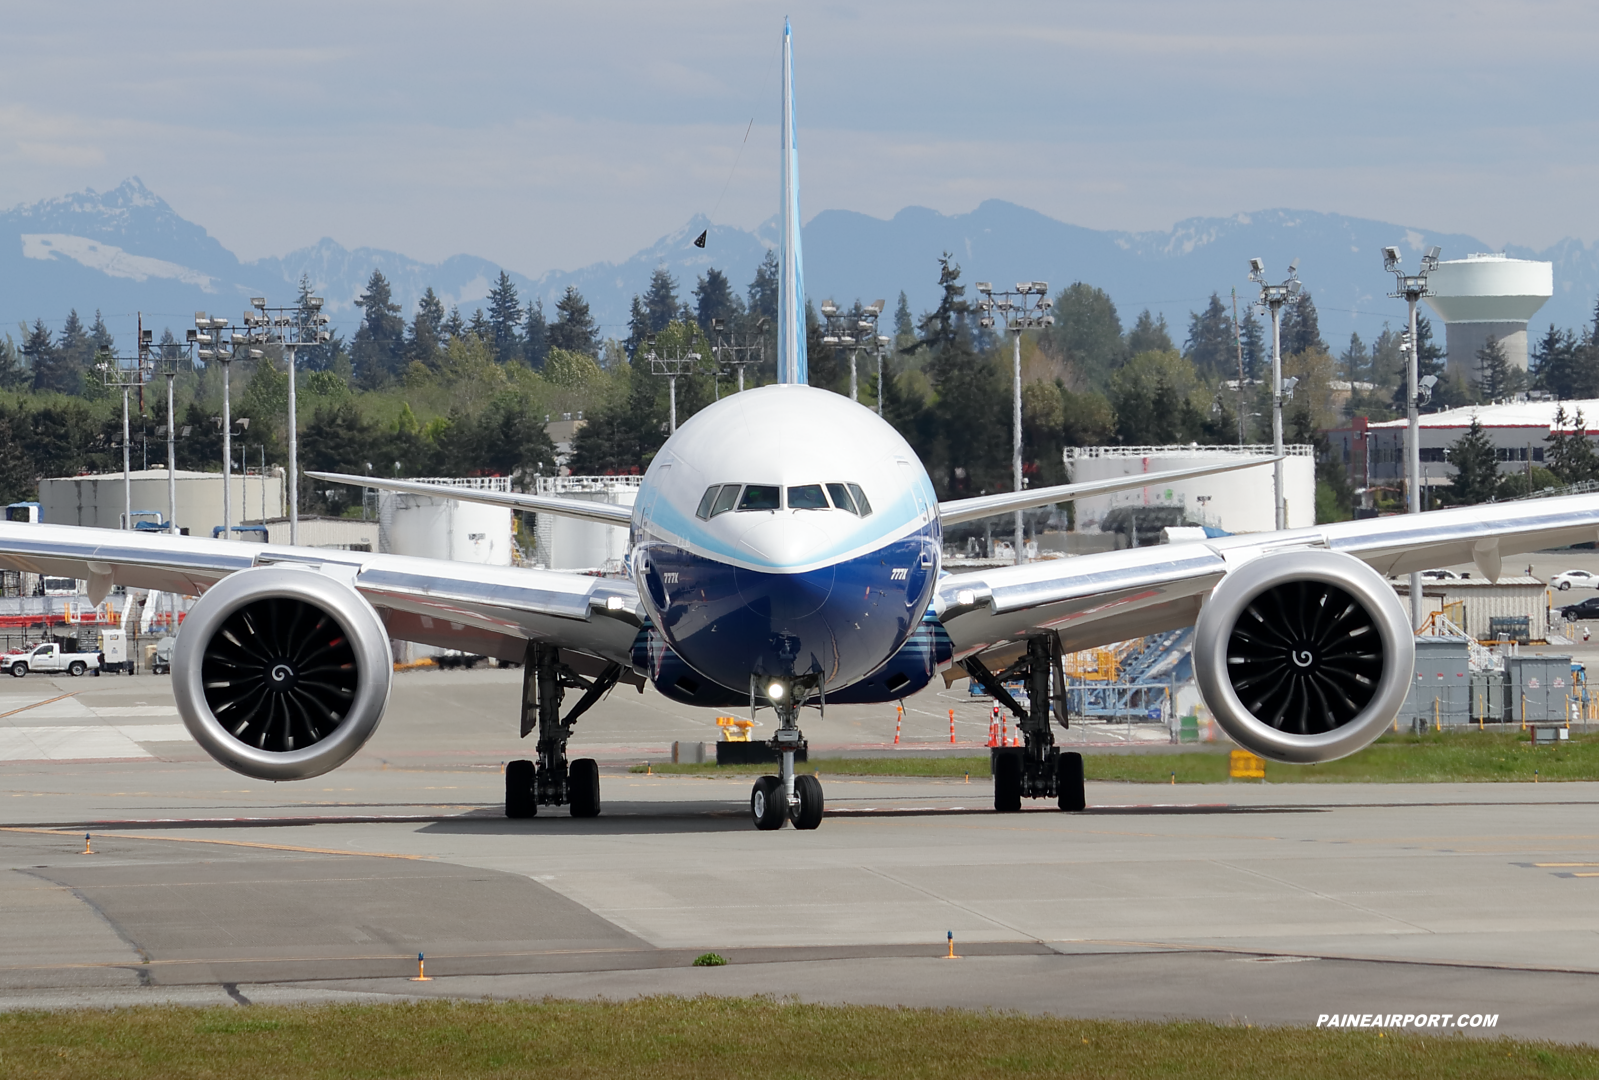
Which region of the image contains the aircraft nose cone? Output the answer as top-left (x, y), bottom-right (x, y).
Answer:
top-left (736, 518), bottom-right (829, 566)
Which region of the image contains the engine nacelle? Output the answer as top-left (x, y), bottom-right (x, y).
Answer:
top-left (173, 566), bottom-right (393, 780)
top-left (1193, 550), bottom-right (1413, 764)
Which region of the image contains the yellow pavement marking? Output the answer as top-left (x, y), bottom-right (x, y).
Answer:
top-left (0, 691), bottom-right (79, 720)
top-left (0, 826), bottom-right (430, 860)
top-left (1534, 862), bottom-right (1599, 867)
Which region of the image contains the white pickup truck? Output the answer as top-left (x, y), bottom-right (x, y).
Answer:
top-left (4, 642), bottom-right (99, 678)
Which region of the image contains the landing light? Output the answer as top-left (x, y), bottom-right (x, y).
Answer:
top-left (767, 681), bottom-right (786, 701)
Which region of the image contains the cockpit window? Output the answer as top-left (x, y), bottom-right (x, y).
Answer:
top-left (710, 484), bottom-right (740, 517)
top-left (825, 483), bottom-right (855, 514)
top-left (847, 483), bottom-right (873, 517)
top-left (737, 485), bottom-right (781, 511)
top-left (787, 484), bottom-right (828, 510)
top-left (695, 486), bottom-right (721, 520)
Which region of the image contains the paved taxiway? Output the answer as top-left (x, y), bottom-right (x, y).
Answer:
top-left (2, 667), bottom-right (1596, 1043)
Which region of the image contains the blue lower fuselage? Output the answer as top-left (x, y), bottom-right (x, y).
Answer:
top-left (635, 523), bottom-right (939, 696)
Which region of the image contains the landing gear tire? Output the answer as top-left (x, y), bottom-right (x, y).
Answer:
top-left (505, 758), bottom-right (536, 818)
top-left (751, 775), bottom-right (786, 830)
top-left (994, 751), bottom-right (1022, 813)
top-left (1057, 751), bottom-right (1086, 812)
top-left (569, 758), bottom-right (601, 818)
top-left (792, 773), bottom-right (824, 830)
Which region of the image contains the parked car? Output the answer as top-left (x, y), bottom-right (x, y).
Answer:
top-left (1558, 596), bottom-right (1599, 621)
top-left (3, 641), bottom-right (99, 678)
top-left (1550, 569), bottom-right (1599, 591)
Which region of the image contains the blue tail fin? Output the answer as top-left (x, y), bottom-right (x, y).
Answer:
top-left (777, 18), bottom-right (807, 385)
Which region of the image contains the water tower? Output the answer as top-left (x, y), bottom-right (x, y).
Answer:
top-left (1421, 254), bottom-right (1552, 379)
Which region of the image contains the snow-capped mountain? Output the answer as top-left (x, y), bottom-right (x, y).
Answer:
top-left (6, 178), bottom-right (1599, 349)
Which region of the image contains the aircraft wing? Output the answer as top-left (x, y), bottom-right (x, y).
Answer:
top-left (0, 522), bottom-right (643, 668)
top-left (936, 457), bottom-right (1276, 526)
top-left (937, 494), bottom-right (1599, 659)
top-left (307, 471), bottom-right (634, 527)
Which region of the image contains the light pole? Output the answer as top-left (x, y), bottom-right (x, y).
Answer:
top-left (709, 318), bottom-right (764, 394)
top-left (195, 313), bottom-right (261, 540)
top-left (1383, 244), bottom-right (1441, 629)
top-left (247, 295), bottom-right (330, 546)
top-left (1248, 258), bottom-right (1302, 530)
top-left (141, 317), bottom-right (193, 535)
top-left (975, 281), bottom-right (1054, 565)
top-left (819, 299), bottom-right (884, 403)
top-left (95, 350), bottom-right (157, 530)
top-left (645, 330), bottom-right (702, 434)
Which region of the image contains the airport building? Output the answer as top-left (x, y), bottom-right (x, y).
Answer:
top-left (1065, 444), bottom-right (1316, 538)
top-left (1422, 253), bottom-right (1553, 378)
top-left (1356, 398), bottom-right (1599, 495)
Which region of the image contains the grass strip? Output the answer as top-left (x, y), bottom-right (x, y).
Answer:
top-left (2, 997), bottom-right (1594, 1080)
top-left (631, 731), bottom-right (1599, 783)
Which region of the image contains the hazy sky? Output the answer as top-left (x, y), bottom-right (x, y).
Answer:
top-left (3, 1), bottom-right (1597, 274)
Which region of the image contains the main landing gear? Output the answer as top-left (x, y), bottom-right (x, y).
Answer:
top-left (505, 643), bottom-right (621, 819)
top-left (748, 674), bottom-right (824, 830)
top-left (964, 634), bottom-right (1086, 814)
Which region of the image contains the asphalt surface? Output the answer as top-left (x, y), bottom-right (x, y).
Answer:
top-left (2, 662), bottom-right (1597, 1045)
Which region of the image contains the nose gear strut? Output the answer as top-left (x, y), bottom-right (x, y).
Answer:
top-left (748, 673), bottom-right (824, 830)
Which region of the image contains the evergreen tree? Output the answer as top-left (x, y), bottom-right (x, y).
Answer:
top-left (1238, 307), bottom-right (1266, 382)
top-left (1183, 293), bottom-right (1234, 379)
top-left (1533, 324), bottom-right (1595, 398)
top-left (24, 318), bottom-right (73, 394)
top-left (1444, 417), bottom-right (1500, 505)
top-left (643, 268), bottom-right (680, 333)
top-left (351, 270), bottom-right (405, 388)
top-left (1339, 332), bottom-right (1369, 384)
top-left (1545, 406), bottom-right (1599, 484)
top-left (547, 287), bottom-right (599, 356)
top-left (893, 291), bottom-right (913, 338)
top-left (89, 310), bottom-right (114, 356)
top-left (443, 306), bottom-right (466, 342)
top-left (407, 287), bottom-right (446, 366)
top-left (523, 299), bottom-right (548, 369)
top-left (1473, 334), bottom-right (1523, 400)
top-left (1041, 283), bottom-right (1125, 390)
top-left (0, 411), bottom-right (31, 503)
top-left (468, 308), bottom-right (491, 341)
top-left (908, 254), bottom-right (968, 356)
top-left (0, 334), bottom-right (25, 390)
top-left (625, 296), bottom-right (649, 356)
top-left (1278, 292), bottom-right (1325, 356)
top-left (486, 271), bottom-right (522, 363)
top-left (747, 250), bottom-right (779, 325)
top-left (693, 268), bottom-right (738, 329)
top-left (294, 275), bottom-right (339, 372)
top-left (1125, 309), bottom-right (1174, 356)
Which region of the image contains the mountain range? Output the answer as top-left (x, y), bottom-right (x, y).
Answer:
top-left (7, 177), bottom-right (1599, 354)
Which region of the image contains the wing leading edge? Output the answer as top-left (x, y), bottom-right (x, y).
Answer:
top-left (938, 493), bottom-right (1599, 660)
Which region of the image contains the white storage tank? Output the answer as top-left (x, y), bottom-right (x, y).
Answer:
top-left (1066, 445), bottom-right (1315, 535)
top-left (532, 476), bottom-right (639, 570)
top-left (378, 477), bottom-right (513, 566)
top-left (1421, 254), bottom-right (1553, 378)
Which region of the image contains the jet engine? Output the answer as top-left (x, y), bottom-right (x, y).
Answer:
top-left (172, 566), bottom-right (393, 780)
top-left (1192, 550), bottom-right (1413, 764)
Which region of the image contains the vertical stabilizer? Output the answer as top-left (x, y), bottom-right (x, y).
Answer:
top-left (777, 18), bottom-right (807, 384)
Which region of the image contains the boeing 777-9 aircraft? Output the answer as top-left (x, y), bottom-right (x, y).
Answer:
top-left (3, 21), bottom-right (1598, 830)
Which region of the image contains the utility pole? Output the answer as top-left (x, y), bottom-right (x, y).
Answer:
top-left (1384, 244), bottom-right (1442, 629)
top-left (94, 347), bottom-right (156, 530)
top-left (195, 314), bottom-right (259, 540)
top-left (247, 295), bottom-right (330, 545)
top-left (1248, 259), bottom-right (1302, 530)
top-left (819, 300), bottom-right (885, 404)
top-left (138, 314), bottom-right (193, 535)
top-left (975, 282), bottom-right (1054, 565)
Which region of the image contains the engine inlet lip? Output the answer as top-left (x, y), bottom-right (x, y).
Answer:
top-left (173, 566), bottom-right (392, 781)
top-left (1194, 549), bottom-right (1415, 765)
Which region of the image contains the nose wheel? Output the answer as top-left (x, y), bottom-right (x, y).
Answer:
top-left (750, 772), bottom-right (824, 830)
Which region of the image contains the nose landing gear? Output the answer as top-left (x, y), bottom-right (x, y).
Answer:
top-left (747, 673), bottom-right (824, 830)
